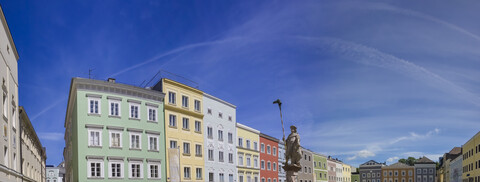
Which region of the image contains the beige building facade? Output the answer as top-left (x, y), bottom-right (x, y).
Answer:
top-left (19, 107), bottom-right (46, 182)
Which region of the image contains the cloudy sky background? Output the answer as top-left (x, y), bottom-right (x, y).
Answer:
top-left (2, 0), bottom-right (480, 166)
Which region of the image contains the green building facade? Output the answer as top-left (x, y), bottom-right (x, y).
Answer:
top-left (314, 153), bottom-right (328, 182)
top-left (351, 172), bottom-right (359, 182)
top-left (64, 78), bottom-right (166, 181)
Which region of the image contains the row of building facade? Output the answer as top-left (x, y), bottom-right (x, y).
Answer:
top-left (356, 157), bottom-right (436, 182)
top-left (0, 6), bottom-right (47, 182)
top-left (63, 77), bottom-right (354, 182)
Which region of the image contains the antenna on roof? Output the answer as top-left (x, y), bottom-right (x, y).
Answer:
top-left (143, 69), bottom-right (199, 89)
top-left (89, 68), bottom-right (95, 79)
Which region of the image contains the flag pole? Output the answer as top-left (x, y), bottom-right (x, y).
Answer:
top-left (273, 99), bottom-right (285, 142)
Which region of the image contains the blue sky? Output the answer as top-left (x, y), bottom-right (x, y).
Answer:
top-left (2, 0), bottom-right (480, 166)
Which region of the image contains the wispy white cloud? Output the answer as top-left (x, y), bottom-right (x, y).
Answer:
top-left (386, 156), bottom-right (399, 163)
top-left (31, 97), bottom-right (67, 121)
top-left (38, 132), bottom-right (64, 141)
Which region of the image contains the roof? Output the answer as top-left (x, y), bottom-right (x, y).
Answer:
top-left (259, 133), bottom-right (280, 143)
top-left (19, 106), bottom-right (47, 159)
top-left (360, 160), bottom-right (384, 166)
top-left (384, 162), bottom-right (413, 169)
top-left (0, 5), bottom-right (19, 60)
top-left (204, 92), bottom-right (236, 109)
top-left (449, 147), bottom-right (462, 155)
top-left (236, 122), bottom-right (260, 134)
top-left (415, 156), bottom-right (435, 164)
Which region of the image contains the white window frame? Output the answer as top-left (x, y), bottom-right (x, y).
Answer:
top-left (218, 130), bottom-right (223, 141)
top-left (208, 149), bottom-right (214, 161)
top-left (168, 91), bottom-right (176, 104)
top-left (148, 162), bottom-right (161, 179)
top-left (87, 159), bottom-right (104, 178)
top-left (194, 100), bottom-right (201, 111)
top-left (253, 141), bottom-right (258, 151)
top-left (228, 153), bottom-right (233, 163)
top-left (195, 121), bottom-right (201, 132)
top-left (182, 117), bottom-right (189, 130)
top-left (129, 132), bottom-right (141, 150)
top-left (195, 144), bottom-right (202, 156)
top-left (169, 114), bottom-right (177, 127)
top-left (196, 167), bottom-right (202, 180)
top-left (183, 142), bottom-right (190, 154)
top-left (273, 147), bottom-right (277, 156)
top-left (109, 130), bottom-right (122, 148)
top-left (88, 97), bottom-right (101, 114)
top-left (267, 145), bottom-right (271, 154)
top-left (108, 99), bottom-right (121, 117)
top-left (147, 106), bottom-right (157, 122)
top-left (170, 140), bottom-right (177, 149)
top-left (228, 132), bottom-right (233, 143)
top-left (219, 151), bottom-right (224, 162)
top-left (148, 134), bottom-right (159, 151)
top-left (246, 155), bottom-right (251, 167)
top-left (129, 102), bottom-right (140, 119)
top-left (246, 140), bottom-right (251, 149)
top-left (129, 161), bottom-right (143, 178)
top-left (254, 156), bottom-right (259, 168)
top-left (88, 129), bottom-right (102, 147)
top-left (261, 143), bottom-right (265, 153)
top-left (184, 167), bottom-right (191, 179)
top-left (2, 92), bottom-right (7, 118)
top-left (238, 138), bottom-right (243, 147)
top-left (108, 160), bottom-right (123, 178)
top-left (207, 127), bottom-right (213, 139)
top-left (238, 155), bottom-right (244, 166)
top-left (182, 95), bottom-right (189, 108)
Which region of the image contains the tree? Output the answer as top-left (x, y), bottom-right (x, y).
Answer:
top-left (398, 157), bottom-right (417, 166)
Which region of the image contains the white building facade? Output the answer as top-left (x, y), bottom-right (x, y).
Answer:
top-left (336, 162), bottom-right (343, 182)
top-left (0, 6), bottom-right (22, 182)
top-left (45, 167), bottom-right (62, 182)
top-left (278, 141), bottom-right (286, 182)
top-left (203, 93), bottom-right (237, 182)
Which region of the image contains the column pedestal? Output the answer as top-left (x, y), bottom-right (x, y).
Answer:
top-left (282, 164), bottom-right (302, 182)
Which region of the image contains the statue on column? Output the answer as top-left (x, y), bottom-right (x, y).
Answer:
top-left (285, 125), bottom-right (302, 167)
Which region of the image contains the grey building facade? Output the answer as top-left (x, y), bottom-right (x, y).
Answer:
top-left (278, 141), bottom-right (286, 182)
top-left (359, 160), bottom-right (385, 182)
top-left (449, 156), bottom-right (462, 182)
top-left (414, 157), bottom-right (436, 182)
top-left (298, 148), bottom-right (314, 182)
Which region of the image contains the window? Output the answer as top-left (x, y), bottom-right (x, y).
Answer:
top-left (209, 172), bottom-right (214, 182)
top-left (229, 174), bottom-right (234, 182)
top-left (395, 171), bottom-right (398, 176)
top-left (261, 160), bottom-right (265, 169)
top-left (169, 114), bottom-right (177, 127)
top-left (219, 173), bottom-right (225, 182)
top-left (195, 121), bottom-right (201, 132)
top-left (148, 163), bottom-right (160, 179)
top-left (88, 97), bottom-right (100, 114)
top-left (130, 162), bottom-right (142, 178)
top-left (207, 108), bottom-right (212, 114)
top-left (3, 147), bottom-right (7, 167)
top-left (267, 145), bottom-right (271, 154)
top-left (12, 153), bottom-right (16, 170)
top-left (148, 107), bottom-right (157, 122)
top-left (2, 93), bottom-right (7, 117)
top-left (218, 130), bottom-right (223, 141)
top-left (228, 116), bottom-right (232, 121)
top-left (184, 167), bottom-right (191, 179)
top-left (183, 142), bottom-right (190, 154)
top-left (109, 131), bottom-right (122, 148)
top-left (208, 149), bottom-right (214, 161)
top-left (239, 175), bottom-right (244, 182)
top-left (246, 155), bottom-right (251, 167)
top-left (130, 133), bottom-right (141, 149)
top-left (109, 100), bottom-right (120, 116)
top-left (129, 103), bottom-right (139, 119)
top-left (170, 140), bottom-right (177, 148)
top-left (229, 153), bottom-right (233, 163)
top-left (109, 161), bottom-right (123, 178)
top-left (228, 133), bottom-right (233, 143)
top-left (218, 112), bottom-right (223, 118)
top-left (149, 135), bottom-right (159, 151)
top-left (408, 171), bottom-right (412, 176)
top-left (12, 106), bottom-right (16, 128)
top-left (254, 142), bottom-right (258, 151)
top-left (273, 162), bottom-right (277, 171)
top-left (196, 144), bottom-right (202, 156)
top-left (182, 118), bottom-right (189, 130)
top-left (254, 156), bottom-right (259, 168)
top-left (182, 96), bottom-right (189, 108)
top-left (238, 155), bottom-right (244, 166)
top-left (194, 100), bottom-right (201, 111)
top-left (246, 140), bottom-right (251, 149)
top-left (168, 92), bottom-right (176, 104)
top-left (273, 147), bottom-right (277, 156)
top-left (88, 129), bottom-right (102, 147)
top-left (196, 168), bottom-right (202, 179)
top-left (261, 143), bottom-right (265, 153)
top-left (267, 161), bottom-right (271, 170)
top-left (417, 169), bottom-right (421, 174)
top-left (88, 159), bottom-right (103, 178)
top-left (238, 138), bottom-right (243, 147)
top-left (207, 127), bottom-right (213, 139)
top-left (402, 171), bottom-right (406, 176)
top-left (219, 151), bottom-right (224, 162)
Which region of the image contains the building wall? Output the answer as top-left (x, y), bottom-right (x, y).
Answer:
top-left (64, 78), bottom-right (166, 182)
top-left (299, 148), bottom-right (314, 182)
top-left (414, 163), bottom-right (436, 182)
top-left (381, 167), bottom-right (414, 182)
top-left (336, 162), bottom-right (343, 182)
top-left (343, 164), bottom-right (351, 182)
top-left (0, 6), bottom-right (21, 182)
top-left (450, 156), bottom-right (462, 182)
top-left (313, 154), bottom-right (327, 182)
top-left (19, 107), bottom-right (46, 182)
top-left (259, 134), bottom-right (279, 182)
top-left (203, 93), bottom-right (237, 182)
top-left (462, 132), bottom-right (480, 182)
top-left (46, 168), bottom-right (62, 182)
top-left (159, 78), bottom-right (204, 182)
top-left (359, 162), bottom-right (383, 182)
top-left (352, 174), bottom-right (360, 182)
top-left (328, 159), bottom-right (337, 182)
top-left (278, 141), bottom-right (286, 182)
top-left (237, 123), bottom-right (260, 182)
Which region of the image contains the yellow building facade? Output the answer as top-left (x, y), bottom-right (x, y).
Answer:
top-left (155, 78), bottom-right (205, 182)
top-left (343, 163), bottom-right (352, 182)
top-left (462, 131), bottom-right (480, 182)
top-left (236, 123), bottom-right (260, 182)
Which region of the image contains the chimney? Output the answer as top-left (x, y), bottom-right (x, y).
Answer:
top-left (107, 78), bottom-right (116, 83)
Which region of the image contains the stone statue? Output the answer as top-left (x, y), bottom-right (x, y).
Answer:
top-left (285, 125), bottom-right (302, 167)
top-left (283, 125), bottom-right (302, 182)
